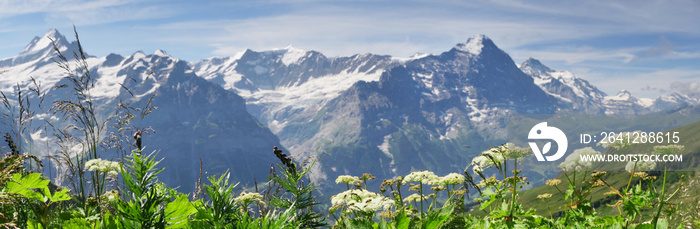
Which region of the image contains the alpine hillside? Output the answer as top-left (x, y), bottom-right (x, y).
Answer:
top-left (1, 29), bottom-right (698, 195)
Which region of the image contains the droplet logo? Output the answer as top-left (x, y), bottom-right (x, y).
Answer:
top-left (528, 122), bottom-right (568, 161)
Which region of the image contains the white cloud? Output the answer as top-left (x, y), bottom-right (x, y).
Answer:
top-left (0, 0), bottom-right (131, 17)
top-left (571, 68), bottom-right (700, 98)
top-left (45, 5), bottom-right (174, 26)
top-left (670, 81), bottom-right (700, 96)
top-left (513, 46), bottom-right (643, 65)
top-left (0, 0), bottom-right (173, 27)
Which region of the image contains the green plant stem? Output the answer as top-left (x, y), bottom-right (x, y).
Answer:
top-left (652, 162), bottom-right (667, 229)
top-left (508, 160), bottom-right (518, 221)
top-left (545, 201), bottom-right (553, 220)
top-left (419, 183), bottom-right (424, 218)
top-left (626, 163), bottom-right (637, 193)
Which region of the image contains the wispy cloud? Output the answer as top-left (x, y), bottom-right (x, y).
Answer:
top-left (0, 0), bottom-right (173, 26)
top-left (0, 0), bottom-right (130, 17)
top-left (571, 68), bottom-right (700, 98)
top-left (514, 46), bottom-right (642, 66)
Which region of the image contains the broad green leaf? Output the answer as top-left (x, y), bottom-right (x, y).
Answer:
top-left (395, 210), bottom-right (411, 229)
top-left (479, 197), bottom-right (497, 210)
top-left (165, 194), bottom-right (197, 228)
top-left (481, 187), bottom-right (495, 196)
top-left (51, 188), bottom-right (72, 202)
top-left (656, 218), bottom-right (668, 229)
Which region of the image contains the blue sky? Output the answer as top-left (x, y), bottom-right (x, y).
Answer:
top-left (1, 0), bottom-right (699, 98)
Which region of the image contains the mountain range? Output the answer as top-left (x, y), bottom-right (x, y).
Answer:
top-left (1, 29), bottom-right (698, 194)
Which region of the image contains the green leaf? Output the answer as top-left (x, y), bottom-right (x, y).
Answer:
top-left (7, 173), bottom-right (50, 201)
top-left (395, 210), bottom-right (411, 229)
top-left (165, 194), bottom-right (197, 228)
top-left (424, 205), bottom-right (454, 229)
top-left (27, 219), bottom-right (44, 229)
top-left (51, 188), bottom-right (72, 202)
top-left (479, 197), bottom-right (497, 210)
top-left (656, 218), bottom-right (668, 229)
top-left (565, 188), bottom-right (574, 200)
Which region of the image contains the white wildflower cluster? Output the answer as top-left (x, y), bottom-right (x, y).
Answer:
top-left (470, 145), bottom-right (506, 173)
top-left (504, 143), bottom-right (531, 159)
top-left (558, 147), bottom-right (599, 172)
top-left (436, 173), bottom-right (465, 186)
top-left (402, 193), bottom-right (427, 203)
top-left (469, 143), bottom-right (531, 174)
top-left (625, 160), bottom-right (656, 173)
top-left (335, 175), bottom-right (361, 185)
top-left (653, 145), bottom-right (684, 155)
top-left (85, 158), bottom-right (120, 177)
top-left (234, 192), bottom-right (264, 204)
top-left (404, 171), bottom-right (439, 185)
top-left (331, 189), bottom-right (394, 213)
top-left (103, 190), bottom-right (119, 203)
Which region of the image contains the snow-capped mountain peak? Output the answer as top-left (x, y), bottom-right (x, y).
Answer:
top-left (454, 34), bottom-right (491, 55)
top-left (520, 57), bottom-right (553, 76)
top-left (20, 29), bottom-right (69, 55)
top-left (153, 49), bottom-right (169, 57)
top-left (607, 90), bottom-right (633, 101)
top-left (280, 45), bottom-right (306, 65)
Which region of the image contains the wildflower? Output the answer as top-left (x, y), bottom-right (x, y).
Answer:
top-left (430, 186), bottom-right (446, 192)
top-left (625, 160), bottom-right (656, 173)
top-left (335, 175), bottom-right (360, 185)
top-left (632, 172), bottom-right (649, 178)
top-left (85, 158), bottom-right (121, 175)
top-left (653, 144), bottom-right (684, 155)
top-left (470, 146), bottom-right (506, 173)
top-left (361, 173), bottom-right (376, 181)
top-left (546, 178), bottom-right (562, 186)
top-left (404, 171), bottom-right (439, 185)
top-left (503, 143), bottom-right (531, 159)
top-left (328, 204), bottom-right (342, 213)
top-left (450, 190), bottom-right (466, 196)
top-left (591, 179), bottom-right (605, 187)
top-left (235, 192), bottom-right (264, 204)
top-left (477, 176), bottom-right (498, 188)
top-left (537, 193), bottom-right (552, 200)
top-left (380, 179), bottom-right (396, 188)
top-left (438, 173), bottom-right (465, 186)
top-left (591, 171), bottom-right (607, 180)
top-left (643, 175), bottom-right (657, 182)
top-left (403, 193), bottom-right (426, 203)
top-left (558, 147), bottom-right (599, 172)
top-left (331, 189), bottom-right (393, 213)
top-left (103, 190), bottom-right (119, 203)
top-left (379, 211), bottom-right (395, 219)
